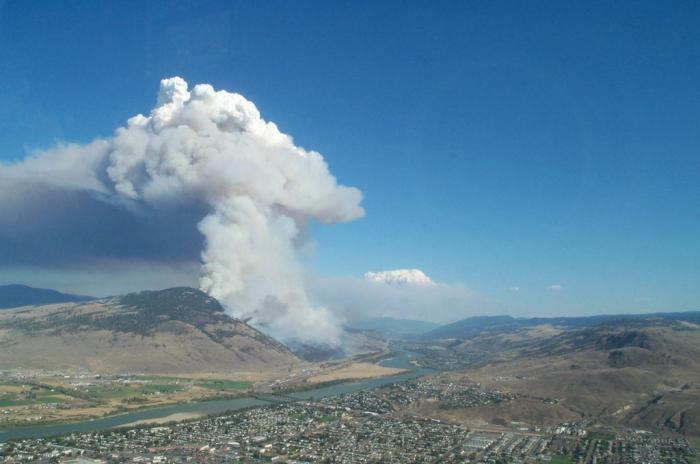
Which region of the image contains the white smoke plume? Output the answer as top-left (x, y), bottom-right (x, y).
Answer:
top-left (0, 77), bottom-right (364, 344)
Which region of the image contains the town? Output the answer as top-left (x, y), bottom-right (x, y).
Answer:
top-left (1, 384), bottom-right (697, 463)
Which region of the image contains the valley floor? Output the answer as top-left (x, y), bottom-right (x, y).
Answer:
top-left (305, 362), bottom-right (404, 384)
top-left (0, 354), bottom-right (403, 430)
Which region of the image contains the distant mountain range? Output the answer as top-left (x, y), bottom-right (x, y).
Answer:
top-left (422, 311), bottom-right (700, 340)
top-left (0, 287), bottom-right (299, 374)
top-left (349, 317), bottom-right (439, 336)
top-left (0, 284), bottom-right (93, 309)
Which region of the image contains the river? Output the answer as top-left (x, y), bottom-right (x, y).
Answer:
top-left (0, 349), bottom-right (431, 442)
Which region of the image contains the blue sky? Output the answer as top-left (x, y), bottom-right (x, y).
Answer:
top-left (0, 0), bottom-right (698, 317)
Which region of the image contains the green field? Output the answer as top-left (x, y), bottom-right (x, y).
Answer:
top-left (691, 436), bottom-right (700, 451)
top-left (689, 436), bottom-right (700, 463)
top-left (196, 380), bottom-right (253, 391)
top-left (0, 395), bottom-right (67, 407)
top-left (133, 375), bottom-right (182, 382)
top-left (586, 431), bottom-right (615, 441)
top-left (548, 455), bottom-right (572, 464)
top-left (133, 376), bottom-right (254, 392)
top-left (0, 377), bottom-right (252, 409)
top-left (0, 383), bottom-right (74, 407)
top-left (74, 383), bottom-right (183, 400)
top-left (139, 384), bottom-right (183, 394)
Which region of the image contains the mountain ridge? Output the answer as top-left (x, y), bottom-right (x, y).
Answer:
top-left (0, 284), bottom-right (93, 309)
top-left (0, 287), bottom-right (299, 374)
top-left (423, 310), bottom-right (700, 340)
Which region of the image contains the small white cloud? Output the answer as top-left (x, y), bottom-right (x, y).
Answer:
top-left (313, 270), bottom-right (477, 324)
top-left (508, 286), bottom-right (520, 292)
top-left (364, 269), bottom-right (435, 286)
top-left (547, 284), bottom-right (563, 290)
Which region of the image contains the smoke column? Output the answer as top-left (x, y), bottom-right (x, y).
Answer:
top-left (1, 77), bottom-right (364, 344)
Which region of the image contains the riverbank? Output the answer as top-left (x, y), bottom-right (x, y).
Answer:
top-left (0, 349), bottom-right (429, 442)
top-left (0, 353), bottom-right (398, 431)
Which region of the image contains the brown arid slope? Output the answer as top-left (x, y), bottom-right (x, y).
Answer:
top-left (0, 287), bottom-right (301, 375)
top-left (427, 319), bottom-right (700, 435)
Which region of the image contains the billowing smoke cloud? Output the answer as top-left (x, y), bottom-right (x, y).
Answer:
top-left (311, 269), bottom-right (480, 324)
top-left (0, 77), bottom-right (364, 344)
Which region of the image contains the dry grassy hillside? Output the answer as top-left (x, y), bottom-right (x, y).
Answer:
top-left (0, 287), bottom-right (300, 375)
top-left (432, 320), bottom-right (700, 435)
